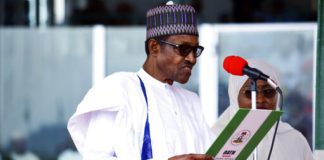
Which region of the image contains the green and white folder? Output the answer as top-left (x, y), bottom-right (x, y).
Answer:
top-left (206, 108), bottom-right (283, 160)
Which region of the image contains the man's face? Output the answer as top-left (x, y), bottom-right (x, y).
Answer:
top-left (155, 35), bottom-right (199, 84)
top-left (238, 79), bottom-right (278, 110)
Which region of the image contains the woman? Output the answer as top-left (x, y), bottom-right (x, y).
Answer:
top-left (212, 59), bottom-right (313, 160)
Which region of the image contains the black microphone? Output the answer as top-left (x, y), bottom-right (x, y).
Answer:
top-left (223, 55), bottom-right (279, 89)
top-left (243, 65), bottom-right (269, 81)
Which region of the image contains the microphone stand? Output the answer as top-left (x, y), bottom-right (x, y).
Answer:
top-left (250, 78), bottom-right (283, 160)
top-left (250, 78), bottom-right (258, 160)
top-left (251, 79), bottom-right (257, 110)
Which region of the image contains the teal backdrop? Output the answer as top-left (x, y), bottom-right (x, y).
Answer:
top-left (315, 0), bottom-right (324, 150)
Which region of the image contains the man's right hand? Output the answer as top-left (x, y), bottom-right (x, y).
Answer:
top-left (168, 154), bottom-right (213, 160)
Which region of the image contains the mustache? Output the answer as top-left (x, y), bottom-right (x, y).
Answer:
top-left (182, 61), bottom-right (195, 68)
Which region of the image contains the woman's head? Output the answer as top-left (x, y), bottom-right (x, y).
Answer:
top-left (228, 59), bottom-right (280, 110)
top-left (238, 78), bottom-right (278, 109)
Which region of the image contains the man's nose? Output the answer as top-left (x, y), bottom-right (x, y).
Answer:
top-left (185, 51), bottom-right (196, 64)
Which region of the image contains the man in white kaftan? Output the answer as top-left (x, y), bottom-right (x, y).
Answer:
top-left (68, 69), bottom-right (213, 159)
top-left (68, 2), bottom-right (214, 160)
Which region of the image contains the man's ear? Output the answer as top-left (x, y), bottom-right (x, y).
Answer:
top-left (148, 39), bottom-right (160, 57)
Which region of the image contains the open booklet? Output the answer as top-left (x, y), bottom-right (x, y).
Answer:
top-left (206, 108), bottom-right (283, 160)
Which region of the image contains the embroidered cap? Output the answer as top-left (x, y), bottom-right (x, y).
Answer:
top-left (146, 1), bottom-right (198, 39)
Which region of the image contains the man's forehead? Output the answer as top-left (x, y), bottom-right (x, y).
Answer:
top-left (167, 35), bottom-right (199, 42)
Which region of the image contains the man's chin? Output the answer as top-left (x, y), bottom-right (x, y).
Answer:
top-left (176, 77), bottom-right (190, 84)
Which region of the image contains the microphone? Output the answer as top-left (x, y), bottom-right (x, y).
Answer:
top-left (223, 55), bottom-right (278, 89)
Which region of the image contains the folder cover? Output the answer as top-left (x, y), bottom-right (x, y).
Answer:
top-left (206, 108), bottom-right (283, 159)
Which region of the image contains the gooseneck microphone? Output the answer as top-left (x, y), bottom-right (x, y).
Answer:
top-left (223, 55), bottom-right (279, 89)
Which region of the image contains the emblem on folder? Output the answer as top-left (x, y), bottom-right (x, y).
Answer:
top-left (231, 130), bottom-right (251, 145)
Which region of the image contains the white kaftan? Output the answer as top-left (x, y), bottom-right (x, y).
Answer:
top-left (68, 69), bottom-right (213, 160)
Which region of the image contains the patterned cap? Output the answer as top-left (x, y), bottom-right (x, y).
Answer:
top-left (146, 2), bottom-right (198, 39)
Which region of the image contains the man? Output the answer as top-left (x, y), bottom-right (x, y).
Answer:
top-left (212, 59), bottom-right (313, 160)
top-left (68, 2), bottom-right (213, 160)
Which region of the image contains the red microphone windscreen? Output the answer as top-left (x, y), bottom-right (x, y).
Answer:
top-left (223, 55), bottom-right (248, 76)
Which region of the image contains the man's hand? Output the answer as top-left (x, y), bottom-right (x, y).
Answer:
top-left (168, 154), bottom-right (213, 160)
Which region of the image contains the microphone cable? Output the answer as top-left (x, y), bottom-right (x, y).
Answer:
top-left (267, 87), bottom-right (283, 160)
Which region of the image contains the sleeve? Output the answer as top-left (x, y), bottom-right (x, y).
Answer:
top-left (68, 74), bottom-right (143, 159)
top-left (67, 76), bottom-right (127, 159)
top-left (82, 111), bottom-right (118, 160)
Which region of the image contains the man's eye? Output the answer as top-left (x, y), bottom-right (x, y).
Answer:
top-left (179, 45), bottom-right (192, 54)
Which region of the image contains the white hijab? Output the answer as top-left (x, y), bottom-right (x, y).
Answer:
top-left (212, 59), bottom-right (313, 160)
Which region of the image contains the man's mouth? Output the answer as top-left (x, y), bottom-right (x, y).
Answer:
top-left (185, 66), bottom-right (192, 70)
top-left (183, 65), bottom-right (193, 70)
